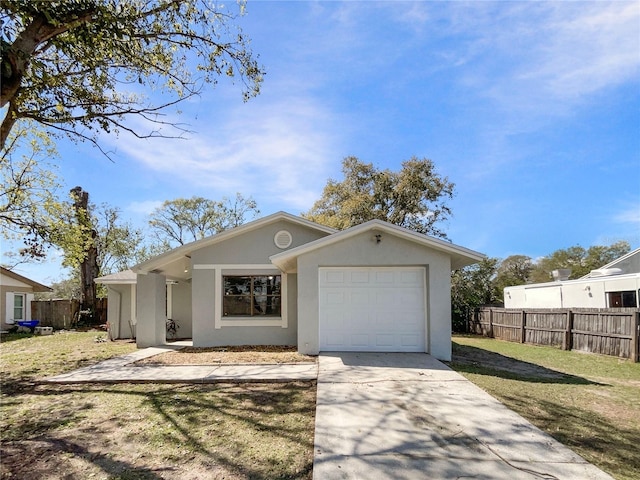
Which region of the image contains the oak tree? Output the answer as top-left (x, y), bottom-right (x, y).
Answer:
top-left (304, 156), bottom-right (455, 238)
top-left (1, 0), bottom-right (264, 151)
top-left (149, 193), bottom-right (259, 248)
top-left (530, 241), bottom-right (630, 282)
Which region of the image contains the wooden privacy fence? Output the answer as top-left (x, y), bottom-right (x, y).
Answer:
top-left (31, 299), bottom-right (107, 329)
top-left (471, 307), bottom-right (640, 362)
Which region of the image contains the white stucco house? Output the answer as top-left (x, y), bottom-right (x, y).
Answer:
top-left (96, 212), bottom-right (484, 361)
top-left (504, 248), bottom-right (640, 309)
top-left (1, 266), bottom-right (52, 330)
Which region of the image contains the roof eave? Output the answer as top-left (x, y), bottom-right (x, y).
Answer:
top-left (270, 220), bottom-right (485, 270)
top-left (134, 211), bottom-right (336, 274)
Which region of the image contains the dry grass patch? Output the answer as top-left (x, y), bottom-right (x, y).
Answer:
top-left (137, 345), bottom-right (317, 365)
top-left (1, 333), bottom-right (316, 480)
top-left (450, 335), bottom-right (640, 480)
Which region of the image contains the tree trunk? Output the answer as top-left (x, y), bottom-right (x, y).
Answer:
top-left (71, 186), bottom-right (100, 324)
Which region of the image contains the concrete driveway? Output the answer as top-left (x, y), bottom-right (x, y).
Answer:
top-left (313, 352), bottom-right (613, 480)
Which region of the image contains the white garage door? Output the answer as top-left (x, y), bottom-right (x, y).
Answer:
top-left (319, 267), bottom-right (426, 352)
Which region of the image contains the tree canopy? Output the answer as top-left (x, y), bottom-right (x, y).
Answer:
top-left (529, 241), bottom-right (630, 282)
top-left (451, 241), bottom-right (632, 331)
top-left (0, 122), bottom-right (66, 261)
top-left (304, 156), bottom-right (455, 238)
top-left (1, 0), bottom-right (264, 151)
top-left (149, 193), bottom-right (259, 248)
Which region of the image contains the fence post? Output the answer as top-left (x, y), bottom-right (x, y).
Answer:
top-left (520, 310), bottom-right (526, 343)
top-left (564, 309), bottom-right (574, 351)
top-left (632, 311), bottom-right (639, 363)
top-left (489, 308), bottom-right (494, 338)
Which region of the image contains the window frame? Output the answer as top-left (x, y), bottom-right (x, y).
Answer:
top-left (222, 274), bottom-right (282, 317)
top-left (13, 293), bottom-right (25, 321)
top-left (194, 264), bottom-right (287, 329)
top-left (607, 290), bottom-right (638, 308)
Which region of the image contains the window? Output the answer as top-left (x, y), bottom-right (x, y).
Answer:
top-left (13, 294), bottom-right (25, 320)
top-left (223, 275), bottom-right (281, 317)
top-left (607, 291), bottom-right (638, 308)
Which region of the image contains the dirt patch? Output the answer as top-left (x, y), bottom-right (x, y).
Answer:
top-left (136, 345), bottom-right (317, 365)
top-left (451, 343), bottom-right (569, 380)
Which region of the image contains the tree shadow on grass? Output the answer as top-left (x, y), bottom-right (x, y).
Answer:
top-left (500, 394), bottom-right (639, 479)
top-left (1, 382), bottom-right (315, 480)
top-left (449, 342), bottom-right (602, 385)
top-left (2, 437), bottom-right (165, 480)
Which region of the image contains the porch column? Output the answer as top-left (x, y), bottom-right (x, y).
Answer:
top-left (136, 272), bottom-right (166, 347)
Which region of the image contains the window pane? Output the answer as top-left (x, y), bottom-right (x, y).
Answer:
top-left (252, 295), bottom-right (281, 316)
top-left (224, 277), bottom-right (251, 295)
top-left (223, 295), bottom-right (252, 316)
top-left (622, 291), bottom-right (637, 308)
top-left (608, 291), bottom-right (637, 308)
top-left (222, 274), bottom-right (281, 317)
top-left (13, 294), bottom-right (24, 320)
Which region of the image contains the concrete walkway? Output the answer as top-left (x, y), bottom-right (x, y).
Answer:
top-left (313, 352), bottom-right (613, 480)
top-left (43, 345), bottom-right (318, 384)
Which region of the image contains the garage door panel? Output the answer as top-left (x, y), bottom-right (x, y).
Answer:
top-left (400, 270), bottom-right (421, 283)
top-left (326, 332), bottom-right (346, 347)
top-left (401, 335), bottom-right (420, 347)
top-left (351, 271), bottom-right (370, 283)
top-left (351, 334), bottom-right (370, 346)
top-left (324, 270), bottom-right (345, 284)
top-left (325, 291), bottom-right (345, 305)
top-left (375, 334), bottom-right (394, 347)
top-left (319, 267), bottom-right (426, 352)
top-left (374, 271), bottom-right (395, 284)
top-left (351, 291), bottom-right (370, 305)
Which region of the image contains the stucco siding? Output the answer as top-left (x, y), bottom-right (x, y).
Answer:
top-left (170, 281), bottom-right (192, 338)
top-left (192, 268), bottom-right (216, 346)
top-left (189, 220), bottom-right (311, 347)
top-left (295, 230), bottom-right (453, 360)
top-left (136, 273), bottom-right (167, 347)
top-left (191, 220), bottom-right (331, 265)
top-left (106, 285), bottom-right (136, 339)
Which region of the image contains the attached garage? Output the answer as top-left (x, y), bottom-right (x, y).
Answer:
top-left (319, 267), bottom-right (426, 352)
top-left (271, 219), bottom-right (484, 361)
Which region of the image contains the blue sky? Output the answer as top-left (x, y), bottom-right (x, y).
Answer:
top-left (4, 1), bottom-right (640, 285)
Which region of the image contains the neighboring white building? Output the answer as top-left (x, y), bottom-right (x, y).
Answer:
top-left (1, 267), bottom-right (52, 330)
top-left (504, 248), bottom-right (640, 309)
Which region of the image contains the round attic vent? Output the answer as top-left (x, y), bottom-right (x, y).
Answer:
top-left (274, 230), bottom-right (293, 249)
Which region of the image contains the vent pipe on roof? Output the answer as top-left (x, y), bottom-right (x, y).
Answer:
top-left (552, 269), bottom-right (571, 282)
top-left (589, 268), bottom-right (623, 278)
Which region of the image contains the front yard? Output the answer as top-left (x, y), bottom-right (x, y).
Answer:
top-left (2, 331), bottom-right (637, 479)
top-left (449, 335), bottom-right (640, 480)
top-left (0, 332), bottom-right (316, 480)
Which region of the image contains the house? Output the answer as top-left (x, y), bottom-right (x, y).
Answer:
top-left (97, 212), bottom-right (484, 361)
top-left (1, 266), bottom-right (52, 330)
top-left (504, 248), bottom-right (640, 309)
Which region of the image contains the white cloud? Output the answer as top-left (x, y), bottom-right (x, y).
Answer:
top-left (106, 94), bottom-right (341, 212)
top-left (520, 2), bottom-right (640, 101)
top-left (614, 204), bottom-right (640, 225)
top-left (126, 200), bottom-right (164, 215)
top-left (458, 2), bottom-right (640, 111)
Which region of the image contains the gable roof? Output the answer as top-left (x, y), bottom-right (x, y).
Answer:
top-left (582, 247), bottom-right (640, 278)
top-left (133, 211), bottom-right (336, 278)
top-left (95, 269), bottom-right (137, 284)
top-left (0, 266), bottom-right (52, 292)
top-left (270, 219), bottom-right (485, 272)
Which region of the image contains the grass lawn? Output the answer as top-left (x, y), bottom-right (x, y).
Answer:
top-left (449, 335), bottom-right (640, 480)
top-left (0, 331), bottom-right (316, 480)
